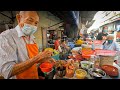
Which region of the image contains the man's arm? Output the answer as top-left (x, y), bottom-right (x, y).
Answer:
top-left (10, 55), bottom-right (41, 78)
top-left (9, 51), bottom-right (52, 78)
top-left (0, 34), bottom-right (53, 79)
top-left (0, 39), bottom-right (52, 79)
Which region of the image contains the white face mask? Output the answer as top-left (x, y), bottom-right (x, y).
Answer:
top-left (22, 23), bottom-right (37, 35)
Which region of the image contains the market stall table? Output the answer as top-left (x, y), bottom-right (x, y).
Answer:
top-left (53, 62), bottom-right (120, 79)
top-left (52, 45), bottom-right (120, 79)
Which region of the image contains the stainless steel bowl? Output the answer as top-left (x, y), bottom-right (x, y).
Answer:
top-left (80, 61), bottom-right (93, 70)
top-left (88, 68), bottom-right (106, 79)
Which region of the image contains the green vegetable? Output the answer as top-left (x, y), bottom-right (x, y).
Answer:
top-left (83, 63), bottom-right (89, 67)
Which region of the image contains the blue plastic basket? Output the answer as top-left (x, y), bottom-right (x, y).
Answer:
top-left (51, 54), bottom-right (60, 60)
top-left (68, 42), bottom-right (75, 49)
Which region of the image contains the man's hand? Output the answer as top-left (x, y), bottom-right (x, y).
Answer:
top-left (40, 57), bottom-right (56, 64)
top-left (34, 50), bottom-right (53, 63)
top-left (10, 50), bottom-right (54, 78)
top-left (41, 49), bottom-right (53, 58)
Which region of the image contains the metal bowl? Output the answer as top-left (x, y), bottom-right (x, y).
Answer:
top-left (80, 61), bottom-right (93, 70)
top-left (88, 68), bottom-right (106, 79)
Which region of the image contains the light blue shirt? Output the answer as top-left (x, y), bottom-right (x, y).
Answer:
top-left (0, 25), bottom-right (36, 79)
top-left (103, 41), bottom-right (120, 51)
top-left (103, 41), bottom-right (120, 66)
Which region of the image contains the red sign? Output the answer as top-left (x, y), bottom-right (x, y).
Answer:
top-left (95, 49), bottom-right (116, 56)
top-left (93, 40), bottom-right (103, 44)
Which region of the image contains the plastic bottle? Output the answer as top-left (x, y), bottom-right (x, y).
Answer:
top-left (91, 43), bottom-right (95, 50)
top-left (94, 55), bottom-right (100, 68)
top-left (90, 55), bottom-right (95, 68)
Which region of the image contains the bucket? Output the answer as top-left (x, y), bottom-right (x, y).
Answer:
top-left (40, 62), bottom-right (53, 73)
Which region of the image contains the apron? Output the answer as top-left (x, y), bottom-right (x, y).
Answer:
top-left (16, 36), bottom-right (39, 79)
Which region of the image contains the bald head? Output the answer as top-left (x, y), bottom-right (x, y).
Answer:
top-left (19, 11), bottom-right (39, 16)
top-left (16, 11), bottom-right (39, 28)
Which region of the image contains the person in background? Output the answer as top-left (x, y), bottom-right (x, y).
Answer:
top-left (83, 33), bottom-right (88, 41)
top-left (65, 39), bottom-right (69, 45)
top-left (62, 34), bottom-right (67, 41)
top-left (90, 31), bottom-right (94, 39)
top-left (103, 34), bottom-right (120, 65)
top-left (59, 40), bottom-right (70, 60)
top-left (0, 11), bottom-right (55, 79)
top-left (61, 40), bottom-right (70, 51)
top-left (97, 26), bottom-right (108, 40)
top-left (54, 37), bottom-right (62, 52)
top-left (94, 32), bottom-right (98, 40)
top-left (77, 33), bottom-right (81, 40)
top-left (49, 31), bottom-right (54, 39)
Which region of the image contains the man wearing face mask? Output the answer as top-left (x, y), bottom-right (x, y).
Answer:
top-left (103, 34), bottom-right (120, 65)
top-left (103, 34), bottom-right (120, 51)
top-left (0, 11), bottom-right (55, 79)
top-left (97, 26), bottom-right (108, 40)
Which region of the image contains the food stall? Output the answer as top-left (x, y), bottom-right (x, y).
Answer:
top-left (38, 40), bottom-right (120, 79)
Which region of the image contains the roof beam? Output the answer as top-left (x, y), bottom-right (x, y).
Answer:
top-left (10, 11), bottom-right (14, 22)
top-left (47, 21), bottom-right (64, 28)
top-left (0, 12), bottom-right (12, 20)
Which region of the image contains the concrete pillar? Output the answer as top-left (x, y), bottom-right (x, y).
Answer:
top-left (41, 27), bottom-right (47, 50)
top-left (57, 30), bottom-right (61, 38)
top-left (14, 11), bottom-right (19, 27)
top-left (34, 25), bottom-right (43, 51)
top-left (114, 31), bottom-right (117, 41)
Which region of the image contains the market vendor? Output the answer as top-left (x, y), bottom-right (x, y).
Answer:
top-left (103, 34), bottom-right (120, 65)
top-left (54, 37), bottom-right (62, 52)
top-left (61, 40), bottom-right (70, 51)
top-left (0, 11), bottom-right (55, 79)
top-left (103, 34), bottom-right (120, 51)
top-left (59, 40), bottom-right (70, 60)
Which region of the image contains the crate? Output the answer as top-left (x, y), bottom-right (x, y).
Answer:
top-left (99, 56), bottom-right (114, 66)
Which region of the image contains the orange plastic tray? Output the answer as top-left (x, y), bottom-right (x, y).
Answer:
top-left (82, 49), bottom-right (95, 59)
